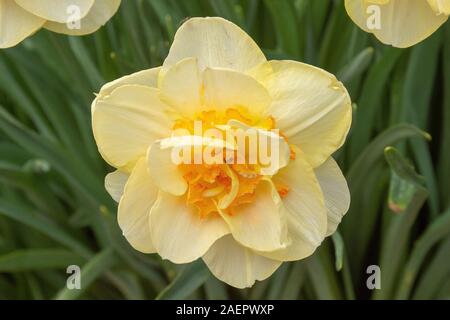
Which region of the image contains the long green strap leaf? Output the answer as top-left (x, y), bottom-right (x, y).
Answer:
top-left (55, 248), bottom-right (117, 300)
top-left (396, 208), bottom-right (450, 299)
top-left (0, 249), bottom-right (85, 272)
top-left (156, 259), bottom-right (210, 300)
top-left (373, 148), bottom-right (428, 299)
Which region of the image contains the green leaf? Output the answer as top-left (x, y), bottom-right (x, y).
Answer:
top-left (373, 147), bottom-right (428, 299)
top-left (437, 25), bottom-right (450, 208)
top-left (0, 107), bottom-right (110, 208)
top-left (0, 249), bottom-right (85, 272)
top-left (385, 147), bottom-right (426, 213)
top-left (349, 48), bottom-right (404, 161)
top-left (413, 237), bottom-right (450, 299)
top-left (55, 248), bottom-right (117, 300)
top-left (264, 0), bottom-right (301, 59)
top-left (156, 260), bottom-right (210, 300)
top-left (337, 47), bottom-right (374, 85)
top-left (305, 245), bottom-right (343, 300)
top-left (266, 264), bottom-right (290, 299)
top-left (208, 0), bottom-right (245, 28)
top-left (279, 262), bottom-right (305, 300)
top-left (204, 277), bottom-right (229, 300)
top-left (0, 199), bottom-right (92, 259)
top-left (332, 232), bottom-right (355, 300)
top-left (396, 207), bottom-right (450, 299)
top-left (347, 124), bottom-right (430, 194)
top-left (331, 232), bottom-right (344, 271)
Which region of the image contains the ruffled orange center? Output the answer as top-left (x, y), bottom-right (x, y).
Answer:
top-left (174, 108), bottom-right (294, 217)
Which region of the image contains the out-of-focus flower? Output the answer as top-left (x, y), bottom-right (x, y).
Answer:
top-left (0, 0), bottom-right (121, 48)
top-left (345, 0), bottom-right (450, 48)
top-left (92, 17), bottom-right (352, 288)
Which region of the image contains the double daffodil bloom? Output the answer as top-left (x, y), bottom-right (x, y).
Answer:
top-left (92, 17), bottom-right (352, 288)
top-left (345, 0), bottom-right (450, 48)
top-left (0, 0), bottom-right (121, 48)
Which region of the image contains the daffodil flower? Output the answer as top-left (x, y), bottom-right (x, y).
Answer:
top-left (92, 17), bottom-right (352, 288)
top-left (345, 0), bottom-right (450, 48)
top-left (0, 0), bottom-right (121, 48)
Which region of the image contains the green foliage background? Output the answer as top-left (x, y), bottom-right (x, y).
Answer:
top-left (0, 0), bottom-right (449, 300)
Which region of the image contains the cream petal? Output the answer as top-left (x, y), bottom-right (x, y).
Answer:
top-left (43, 0), bottom-right (121, 35)
top-left (202, 235), bottom-right (282, 289)
top-left (314, 157), bottom-right (350, 237)
top-left (147, 135), bottom-right (236, 196)
top-left (98, 67), bottom-right (160, 98)
top-left (92, 85), bottom-right (172, 171)
top-left (427, 0), bottom-right (450, 15)
top-left (146, 138), bottom-right (188, 197)
top-left (203, 67), bottom-right (271, 118)
top-left (367, 0), bottom-right (390, 3)
top-left (159, 58), bottom-right (202, 118)
top-left (345, 0), bottom-right (448, 48)
top-left (15, 0), bottom-right (94, 23)
top-left (227, 119), bottom-right (291, 176)
top-left (118, 158), bottom-right (157, 253)
top-left (264, 148), bottom-right (327, 261)
top-left (150, 192), bottom-right (229, 264)
top-left (0, 0), bottom-right (45, 49)
top-left (253, 60), bottom-right (352, 168)
top-left (219, 180), bottom-right (289, 252)
top-left (217, 165), bottom-right (239, 210)
top-left (162, 17), bottom-right (266, 74)
top-left (105, 170), bottom-right (129, 202)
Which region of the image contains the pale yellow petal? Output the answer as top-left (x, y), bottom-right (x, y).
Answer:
top-left (0, 1), bottom-right (45, 49)
top-left (146, 138), bottom-right (188, 197)
top-left (315, 157), bottom-right (350, 237)
top-left (43, 0), bottom-right (121, 35)
top-left (118, 158), bottom-right (157, 253)
top-left (217, 165), bottom-right (239, 210)
top-left (220, 180), bottom-right (289, 252)
top-left (227, 119), bottom-right (291, 176)
top-left (253, 60), bottom-right (352, 168)
top-left (147, 135), bottom-right (236, 196)
top-left (150, 192), bottom-right (229, 264)
top-left (98, 67), bottom-right (160, 98)
top-left (264, 148), bottom-right (327, 261)
top-left (345, 0), bottom-right (448, 48)
top-left (159, 58), bottom-right (202, 118)
top-left (92, 85), bottom-right (172, 171)
top-left (202, 235), bottom-right (281, 289)
top-left (428, 0), bottom-right (450, 15)
top-left (105, 170), bottom-right (129, 202)
top-left (162, 17), bottom-right (266, 74)
top-left (203, 67), bottom-right (271, 118)
top-left (15, 0), bottom-right (94, 23)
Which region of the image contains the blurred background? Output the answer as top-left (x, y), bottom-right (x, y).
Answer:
top-left (0, 0), bottom-right (449, 300)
